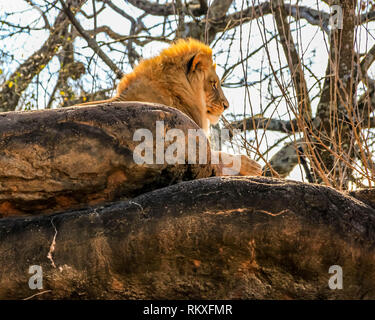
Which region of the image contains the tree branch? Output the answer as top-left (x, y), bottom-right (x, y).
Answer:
top-left (24, 0), bottom-right (51, 29)
top-left (0, 0), bottom-right (87, 112)
top-left (126, 0), bottom-right (207, 17)
top-left (272, 0), bottom-right (312, 120)
top-left (230, 116), bottom-right (298, 134)
top-left (59, 0), bottom-right (124, 79)
top-left (264, 139), bottom-right (303, 178)
top-left (360, 43), bottom-right (375, 87)
top-left (220, 3), bottom-right (329, 33)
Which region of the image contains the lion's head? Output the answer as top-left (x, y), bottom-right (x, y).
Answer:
top-left (204, 63), bottom-right (229, 124)
top-left (113, 38), bottom-right (229, 132)
top-left (182, 42), bottom-right (229, 126)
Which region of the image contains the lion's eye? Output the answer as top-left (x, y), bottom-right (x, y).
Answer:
top-left (212, 81), bottom-right (218, 89)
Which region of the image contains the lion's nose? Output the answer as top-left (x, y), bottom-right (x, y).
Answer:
top-left (223, 102), bottom-right (229, 110)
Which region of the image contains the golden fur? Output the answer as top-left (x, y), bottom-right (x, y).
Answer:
top-left (77, 38), bottom-right (261, 176)
top-left (77, 38), bottom-right (229, 134)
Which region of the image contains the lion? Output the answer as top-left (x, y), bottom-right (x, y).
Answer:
top-left (77, 38), bottom-right (261, 176)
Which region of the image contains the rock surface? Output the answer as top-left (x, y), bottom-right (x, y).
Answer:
top-left (0, 176), bottom-right (374, 299)
top-left (0, 102), bottom-right (215, 217)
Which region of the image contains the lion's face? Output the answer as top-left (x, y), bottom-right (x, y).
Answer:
top-left (204, 64), bottom-right (229, 125)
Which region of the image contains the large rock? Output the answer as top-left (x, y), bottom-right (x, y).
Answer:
top-left (0, 177), bottom-right (374, 299)
top-left (0, 102), bottom-right (215, 217)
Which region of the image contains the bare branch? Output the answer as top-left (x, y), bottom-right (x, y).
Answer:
top-left (24, 0), bottom-right (51, 29)
top-left (208, 0), bottom-right (233, 21)
top-left (230, 117), bottom-right (298, 134)
top-left (59, 0), bottom-right (124, 79)
top-left (126, 0), bottom-right (176, 16)
top-left (360, 43), bottom-right (375, 86)
top-left (104, 0), bottom-right (136, 23)
top-left (221, 3), bottom-right (329, 33)
top-left (0, 0), bottom-right (87, 111)
top-left (263, 139), bottom-right (302, 178)
top-left (272, 0), bottom-right (312, 119)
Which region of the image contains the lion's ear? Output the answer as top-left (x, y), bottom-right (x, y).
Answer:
top-left (187, 53), bottom-right (205, 73)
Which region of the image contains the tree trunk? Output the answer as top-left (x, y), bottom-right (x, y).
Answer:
top-left (314, 0), bottom-right (358, 188)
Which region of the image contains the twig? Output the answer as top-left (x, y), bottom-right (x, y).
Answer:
top-left (58, 0), bottom-right (123, 79)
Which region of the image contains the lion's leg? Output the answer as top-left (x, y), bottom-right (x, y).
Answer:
top-left (211, 150), bottom-right (262, 176)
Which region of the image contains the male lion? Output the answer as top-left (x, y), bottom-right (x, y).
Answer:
top-left (78, 38), bottom-right (261, 176)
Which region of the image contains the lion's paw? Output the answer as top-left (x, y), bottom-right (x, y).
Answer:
top-left (239, 154), bottom-right (262, 176)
